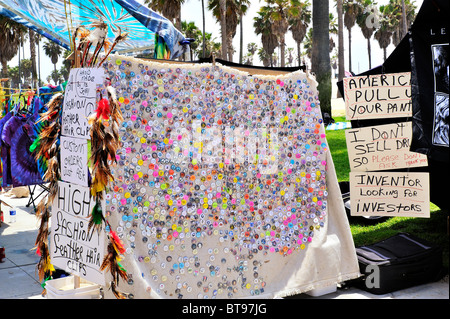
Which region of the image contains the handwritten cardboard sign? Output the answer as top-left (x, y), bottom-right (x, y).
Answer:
top-left (350, 171), bottom-right (430, 218)
top-left (50, 181), bottom-right (105, 285)
top-left (60, 136), bottom-right (89, 186)
top-left (62, 68), bottom-right (104, 139)
top-left (345, 122), bottom-right (428, 171)
top-left (343, 72), bottom-right (412, 120)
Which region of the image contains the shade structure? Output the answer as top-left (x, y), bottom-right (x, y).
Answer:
top-left (0, 0), bottom-right (186, 59)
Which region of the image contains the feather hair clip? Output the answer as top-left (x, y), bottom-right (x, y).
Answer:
top-left (31, 92), bottom-right (63, 295)
top-left (97, 28), bottom-right (128, 67)
top-left (101, 230), bottom-right (129, 299)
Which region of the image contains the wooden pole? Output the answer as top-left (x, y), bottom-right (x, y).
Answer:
top-left (74, 275), bottom-right (80, 289)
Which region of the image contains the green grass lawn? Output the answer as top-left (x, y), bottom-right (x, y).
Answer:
top-left (326, 116), bottom-right (449, 271)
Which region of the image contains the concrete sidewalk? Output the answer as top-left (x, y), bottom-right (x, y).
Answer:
top-left (0, 189), bottom-right (45, 299)
top-left (0, 189), bottom-right (448, 299)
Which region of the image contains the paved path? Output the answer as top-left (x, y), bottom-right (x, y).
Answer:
top-left (1, 189), bottom-right (447, 299)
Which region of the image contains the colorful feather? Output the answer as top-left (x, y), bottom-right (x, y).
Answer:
top-left (88, 197), bottom-right (105, 234)
top-left (100, 241), bottom-right (128, 283)
top-left (109, 230), bottom-right (125, 255)
top-left (96, 98), bottom-right (110, 120)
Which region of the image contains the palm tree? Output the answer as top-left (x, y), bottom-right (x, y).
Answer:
top-left (384, 0), bottom-right (416, 46)
top-left (303, 28), bottom-right (313, 62)
top-left (288, 0), bottom-right (311, 67)
top-left (220, 0), bottom-right (228, 59)
top-left (254, 5), bottom-right (279, 67)
top-left (247, 42), bottom-right (258, 58)
top-left (356, 0), bottom-right (376, 69)
top-left (7, 66), bottom-right (20, 87)
top-left (238, 0), bottom-right (251, 64)
top-left (199, 32), bottom-right (222, 58)
top-left (207, 0), bottom-right (228, 60)
top-left (374, 4), bottom-right (393, 61)
top-left (0, 16), bottom-right (27, 79)
top-left (269, 0), bottom-right (290, 67)
top-left (29, 29), bottom-right (38, 88)
top-left (329, 12), bottom-right (338, 52)
top-left (20, 58), bottom-right (33, 84)
top-left (209, 0), bottom-right (249, 62)
top-left (286, 47), bottom-right (294, 66)
top-left (182, 21), bottom-right (202, 60)
top-left (243, 42), bottom-right (258, 65)
top-left (257, 47), bottom-right (271, 67)
top-left (43, 40), bottom-right (63, 75)
top-left (343, 0), bottom-right (361, 73)
top-left (201, 0), bottom-right (206, 58)
top-left (312, 0), bottom-right (332, 115)
top-left (145, 0), bottom-right (185, 31)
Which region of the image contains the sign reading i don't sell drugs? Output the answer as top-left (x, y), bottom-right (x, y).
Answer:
top-left (345, 122), bottom-right (428, 171)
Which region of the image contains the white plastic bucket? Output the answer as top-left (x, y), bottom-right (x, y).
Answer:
top-left (45, 276), bottom-right (101, 299)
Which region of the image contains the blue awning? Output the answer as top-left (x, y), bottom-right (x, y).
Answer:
top-left (0, 0), bottom-right (186, 59)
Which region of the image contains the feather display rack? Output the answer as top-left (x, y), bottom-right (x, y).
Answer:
top-left (88, 84), bottom-right (128, 298)
top-left (31, 93), bottom-right (63, 295)
top-left (31, 22), bottom-right (128, 298)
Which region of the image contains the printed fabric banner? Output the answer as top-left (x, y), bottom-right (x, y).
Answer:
top-left (101, 54), bottom-right (360, 299)
top-left (409, 0), bottom-right (449, 160)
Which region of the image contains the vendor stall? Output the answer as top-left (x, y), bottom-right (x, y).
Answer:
top-left (1, 1), bottom-right (361, 299)
top-left (71, 53), bottom-right (360, 298)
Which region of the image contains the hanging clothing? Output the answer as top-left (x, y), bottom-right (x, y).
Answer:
top-left (0, 111), bottom-right (13, 187)
top-left (1, 98), bottom-right (43, 187)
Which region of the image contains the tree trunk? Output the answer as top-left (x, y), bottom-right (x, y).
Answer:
top-left (337, 0), bottom-right (345, 81)
top-left (239, 8), bottom-right (243, 64)
top-left (367, 38), bottom-right (372, 69)
top-left (1, 59), bottom-right (8, 78)
top-left (312, 0), bottom-right (331, 116)
top-left (297, 42), bottom-right (301, 67)
top-left (219, 0), bottom-right (227, 60)
top-left (401, 0), bottom-right (407, 38)
top-left (348, 27), bottom-right (352, 73)
top-left (227, 36), bottom-right (233, 62)
top-left (202, 0), bottom-right (206, 58)
top-left (37, 38), bottom-right (41, 85)
top-left (280, 37), bottom-right (285, 68)
top-left (29, 30), bottom-right (38, 88)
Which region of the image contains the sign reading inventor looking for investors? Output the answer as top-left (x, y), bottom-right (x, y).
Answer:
top-left (350, 172), bottom-right (430, 218)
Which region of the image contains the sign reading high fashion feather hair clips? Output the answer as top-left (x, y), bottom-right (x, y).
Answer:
top-left (343, 72), bottom-right (412, 120)
top-left (50, 181), bottom-right (105, 285)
